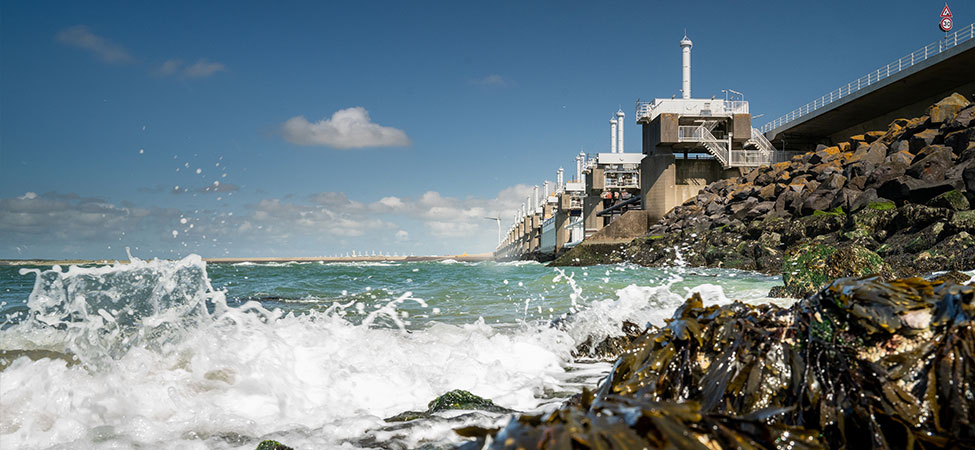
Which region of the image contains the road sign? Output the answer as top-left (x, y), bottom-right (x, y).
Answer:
top-left (941, 16), bottom-right (954, 32)
top-left (941, 4), bottom-right (952, 18)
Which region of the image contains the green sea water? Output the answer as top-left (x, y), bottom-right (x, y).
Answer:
top-left (0, 256), bottom-right (787, 449)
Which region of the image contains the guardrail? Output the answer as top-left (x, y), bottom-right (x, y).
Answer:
top-left (636, 99), bottom-right (749, 122)
top-left (760, 22), bottom-right (975, 134)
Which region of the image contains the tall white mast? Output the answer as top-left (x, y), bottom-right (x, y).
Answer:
top-left (610, 117), bottom-right (618, 153)
top-left (680, 34), bottom-right (693, 99)
top-left (616, 108), bottom-right (625, 153)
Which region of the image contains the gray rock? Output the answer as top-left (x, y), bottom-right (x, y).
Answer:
top-left (909, 128), bottom-right (941, 153)
top-left (907, 145), bottom-right (955, 182)
top-left (878, 176), bottom-right (956, 205)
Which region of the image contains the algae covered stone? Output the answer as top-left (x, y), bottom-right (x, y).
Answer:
top-left (780, 243), bottom-right (889, 298)
top-left (255, 440), bottom-right (293, 450)
top-left (386, 389), bottom-right (514, 422)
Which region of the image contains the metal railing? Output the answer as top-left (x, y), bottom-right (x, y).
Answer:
top-left (636, 99), bottom-right (749, 122)
top-left (678, 125), bottom-right (731, 166)
top-left (760, 22), bottom-right (975, 134)
top-left (749, 127), bottom-right (775, 152)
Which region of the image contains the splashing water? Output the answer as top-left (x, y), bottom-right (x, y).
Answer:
top-left (0, 255), bottom-right (785, 449)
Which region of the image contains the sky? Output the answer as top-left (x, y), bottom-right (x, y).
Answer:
top-left (0, 0), bottom-right (967, 259)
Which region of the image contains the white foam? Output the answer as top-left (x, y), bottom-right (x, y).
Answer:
top-left (0, 255), bottom-right (581, 449)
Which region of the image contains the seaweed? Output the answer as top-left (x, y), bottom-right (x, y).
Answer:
top-left (386, 389), bottom-right (514, 422)
top-left (470, 277), bottom-right (975, 449)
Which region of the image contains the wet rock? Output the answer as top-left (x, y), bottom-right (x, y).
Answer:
top-left (781, 243), bottom-right (889, 297)
top-left (930, 269), bottom-right (973, 284)
top-left (386, 389), bottom-right (514, 422)
top-left (573, 321), bottom-right (645, 361)
top-left (892, 203), bottom-right (951, 230)
top-left (948, 210), bottom-right (975, 234)
top-left (477, 278), bottom-right (975, 449)
top-left (929, 189), bottom-right (971, 211)
top-left (255, 441), bottom-right (293, 450)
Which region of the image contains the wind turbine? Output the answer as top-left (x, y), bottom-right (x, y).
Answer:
top-left (484, 215), bottom-right (501, 245)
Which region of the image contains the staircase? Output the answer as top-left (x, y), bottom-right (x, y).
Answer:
top-left (678, 121), bottom-right (730, 166)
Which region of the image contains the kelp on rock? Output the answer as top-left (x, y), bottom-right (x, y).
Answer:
top-left (465, 276), bottom-right (975, 449)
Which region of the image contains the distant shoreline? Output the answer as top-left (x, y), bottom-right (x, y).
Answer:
top-left (0, 253), bottom-right (495, 267)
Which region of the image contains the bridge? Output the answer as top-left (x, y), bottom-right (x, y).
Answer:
top-left (761, 23), bottom-right (975, 151)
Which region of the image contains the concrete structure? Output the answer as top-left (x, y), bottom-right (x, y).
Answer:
top-left (497, 26), bottom-right (975, 262)
top-left (636, 35), bottom-right (778, 222)
top-left (762, 23), bottom-right (975, 151)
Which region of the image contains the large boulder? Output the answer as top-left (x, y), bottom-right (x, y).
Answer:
top-left (849, 140), bottom-right (886, 165)
top-left (878, 176), bottom-right (955, 204)
top-left (906, 145), bottom-right (955, 182)
top-left (780, 243), bottom-right (889, 298)
top-left (929, 189), bottom-right (971, 211)
top-left (927, 92), bottom-right (972, 123)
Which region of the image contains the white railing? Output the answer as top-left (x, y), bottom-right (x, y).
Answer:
top-left (760, 22), bottom-right (975, 134)
top-left (678, 125), bottom-right (730, 166)
top-left (729, 150), bottom-right (771, 166)
top-left (636, 99), bottom-right (749, 122)
top-left (749, 127), bottom-right (775, 152)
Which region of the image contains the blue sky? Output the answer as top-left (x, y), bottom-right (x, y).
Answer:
top-left (0, 0), bottom-right (965, 258)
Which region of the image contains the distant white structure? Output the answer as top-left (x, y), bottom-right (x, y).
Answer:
top-left (610, 117), bottom-right (618, 153)
top-left (616, 108), bottom-right (625, 152)
top-left (680, 34), bottom-right (692, 99)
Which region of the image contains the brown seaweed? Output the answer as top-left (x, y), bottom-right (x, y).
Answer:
top-left (468, 276), bottom-right (975, 449)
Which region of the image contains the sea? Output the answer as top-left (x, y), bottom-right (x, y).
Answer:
top-left (0, 254), bottom-right (790, 449)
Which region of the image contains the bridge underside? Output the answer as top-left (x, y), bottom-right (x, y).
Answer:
top-left (767, 40), bottom-right (975, 151)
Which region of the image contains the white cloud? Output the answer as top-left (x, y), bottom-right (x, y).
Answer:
top-left (155, 58), bottom-right (225, 78)
top-left (280, 107), bottom-right (410, 149)
top-left (0, 192), bottom-right (178, 244)
top-left (470, 74), bottom-right (510, 87)
top-left (395, 230), bottom-right (409, 241)
top-left (56, 25), bottom-right (133, 63)
top-left (246, 198), bottom-right (392, 239)
top-left (157, 59), bottom-right (183, 76)
top-left (182, 59), bottom-right (225, 78)
top-left (362, 184), bottom-right (533, 239)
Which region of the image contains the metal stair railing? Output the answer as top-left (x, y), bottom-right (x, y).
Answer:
top-left (678, 124), bottom-right (730, 166)
top-left (760, 22), bottom-right (975, 134)
top-left (748, 127), bottom-right (775, 153)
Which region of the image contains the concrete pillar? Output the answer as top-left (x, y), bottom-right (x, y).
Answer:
top-left (641, 150), bottom-right (677, 223)
top-left (554, 200), bottom-right (569, 254)
top-left (583, 194), bottom-right (604, 236)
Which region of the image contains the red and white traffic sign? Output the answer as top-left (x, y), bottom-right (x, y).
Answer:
top-left (941, 16), bottom-right (954, 32)
top-left (941, 4), bottom-right (952, 18)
